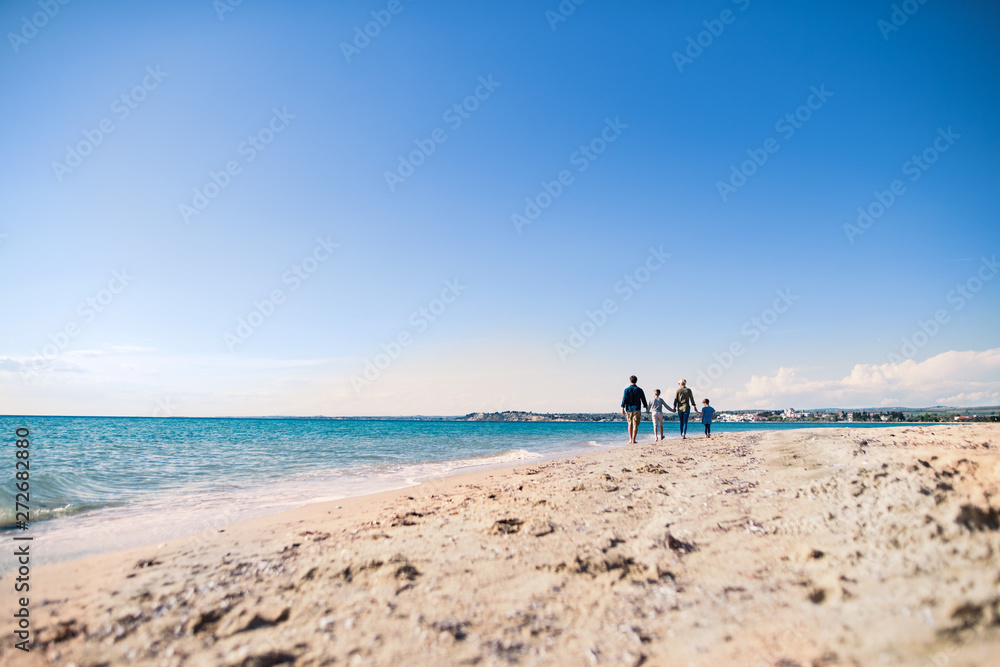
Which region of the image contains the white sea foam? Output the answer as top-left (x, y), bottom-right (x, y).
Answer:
top-left (453, 447), bottom-right (545, 467)
top-left (395, 448), bottom-right (545, 486)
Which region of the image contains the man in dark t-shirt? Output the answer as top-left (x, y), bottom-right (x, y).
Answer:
top-left (621, 375), bottom-right (648, 444)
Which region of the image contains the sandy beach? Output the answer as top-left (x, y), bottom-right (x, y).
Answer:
top-left (3, 425), bottom-right (998, 666)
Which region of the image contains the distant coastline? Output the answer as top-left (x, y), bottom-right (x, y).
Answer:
top-left (3, 406), bottom-right (997, 422)
top-left (455, 408), bottom-right (999, 423)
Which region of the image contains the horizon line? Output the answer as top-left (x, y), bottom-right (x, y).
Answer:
top-left (2, 405), bottom-right (998, 420)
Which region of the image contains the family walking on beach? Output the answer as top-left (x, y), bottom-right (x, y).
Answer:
top-left (621, 376), bottom-right (715, 443)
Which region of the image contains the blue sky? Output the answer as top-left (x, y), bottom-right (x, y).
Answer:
top-left (1, 0), bottom-right (998, 416)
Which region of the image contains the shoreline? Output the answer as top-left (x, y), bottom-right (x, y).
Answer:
top-left (0, 440), bottom-right (621, 574)
top-left (2, 425), bottom-right (997, 665)
top-left (1, 422), bottom-right (936, 572)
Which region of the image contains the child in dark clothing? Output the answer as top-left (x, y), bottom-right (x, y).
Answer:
top-left (701, 399), bottom-right (716, 437)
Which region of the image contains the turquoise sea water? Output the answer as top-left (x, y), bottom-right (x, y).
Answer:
top-left (0, 416), bottom-right (907, 570)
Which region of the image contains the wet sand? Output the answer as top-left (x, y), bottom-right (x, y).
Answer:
top-left (2, 425), bottom-right (998, 666)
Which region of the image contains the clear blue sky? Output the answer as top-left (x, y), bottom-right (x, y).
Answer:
top-left (1, 0), bottom-right (998, 416)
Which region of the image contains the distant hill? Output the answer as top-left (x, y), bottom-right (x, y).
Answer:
top-left (458, 411), bottom-right (624, 422)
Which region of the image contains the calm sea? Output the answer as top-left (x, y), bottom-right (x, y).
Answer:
top-left (0, 416), bottom-right (904, 570)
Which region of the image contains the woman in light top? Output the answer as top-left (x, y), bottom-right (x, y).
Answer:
top-left (673, 378), bottom-right (698, 440)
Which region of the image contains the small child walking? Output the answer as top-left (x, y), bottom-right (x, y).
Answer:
top-left (701, 398), bottom-right (716, 437)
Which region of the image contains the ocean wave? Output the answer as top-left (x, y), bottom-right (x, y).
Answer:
top-left (0, 501), bottom-right (121, 530)
top-left (0, 469), bottom-right (134, 530)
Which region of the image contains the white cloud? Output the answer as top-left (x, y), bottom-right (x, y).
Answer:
top-left (728, 348), bottom-right (1000, 408)
top-left (0, 357), bottom-right (29, 372)
top-left (936, 391), bottom-right (1000, 405)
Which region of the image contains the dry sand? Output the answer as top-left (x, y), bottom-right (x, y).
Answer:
top-left (2, 425), bottom-right (998, 666)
